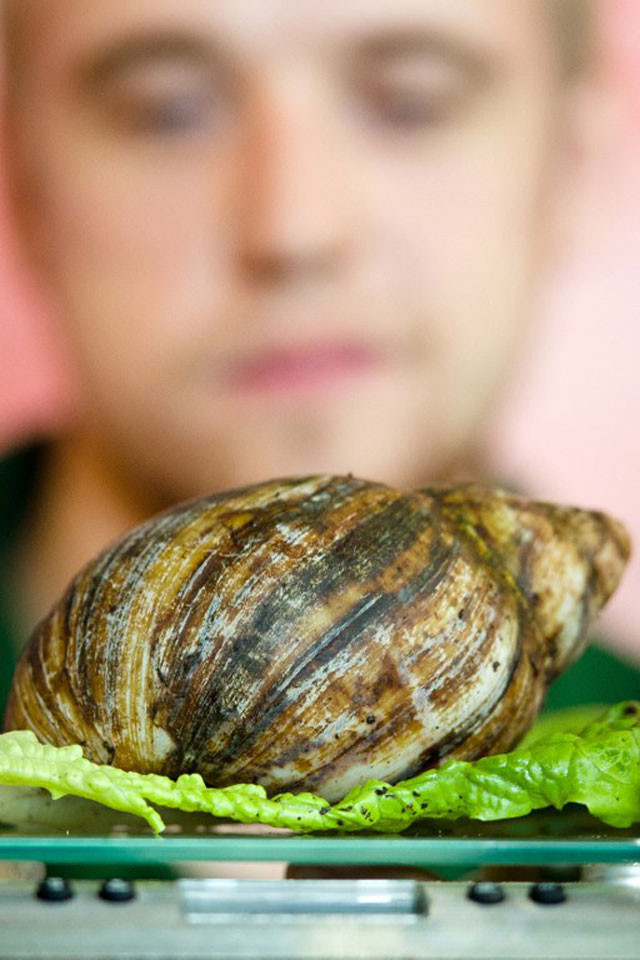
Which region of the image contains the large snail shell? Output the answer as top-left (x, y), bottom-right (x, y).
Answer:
top-left (5, 476), bottom-right (629, 801)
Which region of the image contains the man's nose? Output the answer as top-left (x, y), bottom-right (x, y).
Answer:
top-left (235, 72), bottom-right (354, 284)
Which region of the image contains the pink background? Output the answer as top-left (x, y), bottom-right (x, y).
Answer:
top-left (1, 1), bottom-right (639, 657)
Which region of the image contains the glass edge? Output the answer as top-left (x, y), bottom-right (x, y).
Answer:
top-left (1, 835), bottom-right (639, 866)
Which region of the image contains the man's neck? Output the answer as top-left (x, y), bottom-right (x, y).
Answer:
top-left (11, 434), bottom-right (150, 643)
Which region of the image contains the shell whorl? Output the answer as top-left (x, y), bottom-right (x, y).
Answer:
top-left (5, 476), bottom-right (629, 801)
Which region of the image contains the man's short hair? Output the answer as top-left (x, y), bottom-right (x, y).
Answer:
top-left (553, 0), bottom-right (595, 78)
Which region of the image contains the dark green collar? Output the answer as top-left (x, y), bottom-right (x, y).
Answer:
top-left (0, 445), bottom-right (45, 721)
top-left (544, 642), bottom-right (640, 713)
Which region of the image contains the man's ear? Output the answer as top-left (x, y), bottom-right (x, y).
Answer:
top-left (547, 75), bottom-right (618, 262)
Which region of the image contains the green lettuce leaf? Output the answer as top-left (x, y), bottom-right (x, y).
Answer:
top-left (1, 702), bottom-right (638, 835)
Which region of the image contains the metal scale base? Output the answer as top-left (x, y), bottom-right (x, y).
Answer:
top-left (2, 873), bottom-right (640, 960)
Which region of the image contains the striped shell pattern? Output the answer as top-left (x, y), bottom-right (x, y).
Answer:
top-left (5, 476), bottom-right (630, 801)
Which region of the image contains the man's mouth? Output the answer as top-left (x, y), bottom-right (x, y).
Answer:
top-left (225, 341), bottom-right (385, 395)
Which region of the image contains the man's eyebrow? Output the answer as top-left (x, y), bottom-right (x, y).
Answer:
top-left (74, 32), bottom-right (225, 89)
top-left (353, 29), bottom-right (502, 79)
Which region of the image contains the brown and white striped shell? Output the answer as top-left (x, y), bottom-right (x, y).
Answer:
top-left (4, 476), bottom-right (630, 801)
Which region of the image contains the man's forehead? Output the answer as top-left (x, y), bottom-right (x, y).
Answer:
top-left (6, 0), bottom-right (546, 60)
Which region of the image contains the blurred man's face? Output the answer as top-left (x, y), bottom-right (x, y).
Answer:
top-left (10, 0), bottom-right (570, 499)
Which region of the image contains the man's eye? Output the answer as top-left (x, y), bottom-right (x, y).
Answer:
top-left (112, 92), bottom-right (222, 134)
top-left (365, 86), bottom-right (456, 129)
top-left (354, 55), bottom-right (473, 134)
